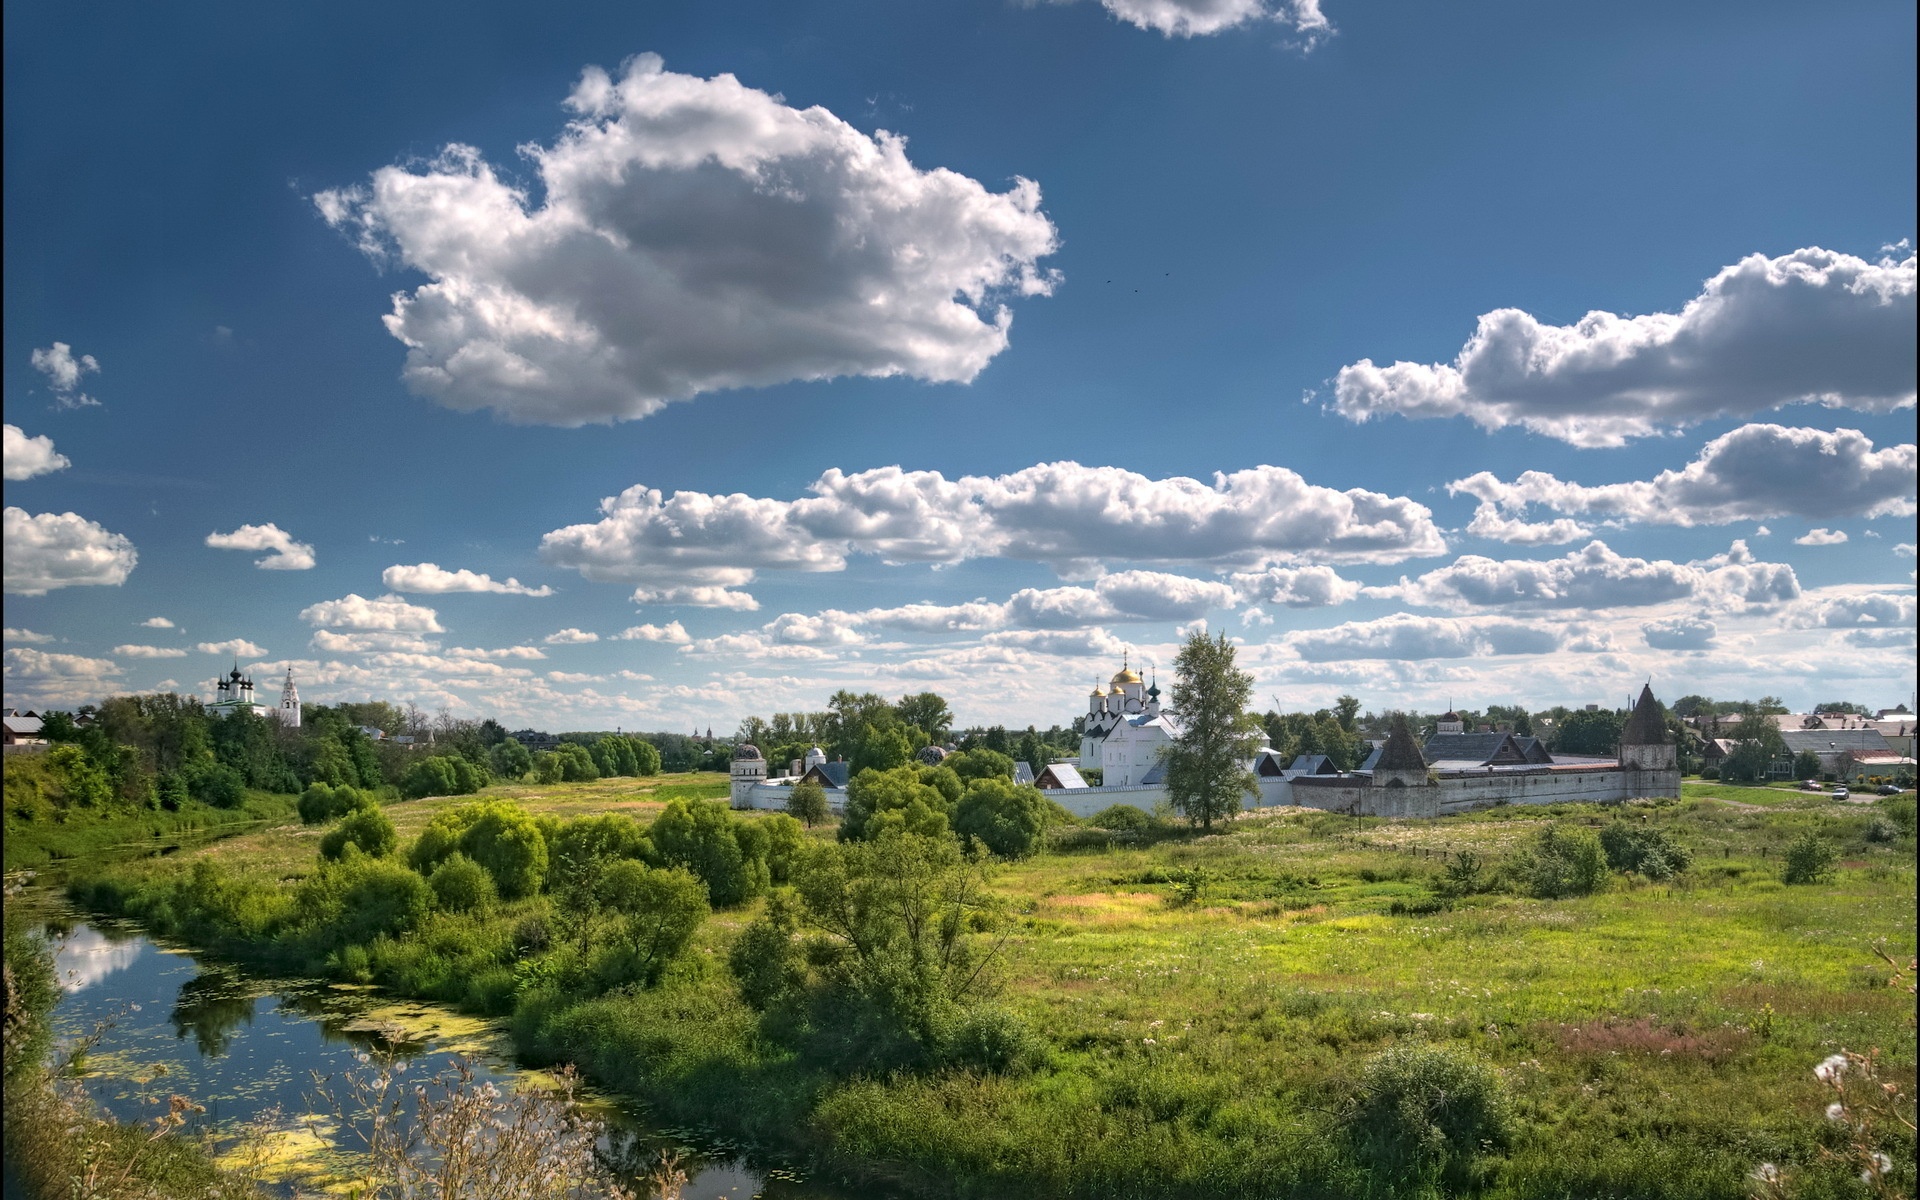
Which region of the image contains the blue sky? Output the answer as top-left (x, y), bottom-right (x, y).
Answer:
top-left (5, 0), bottom-right (1914, 731)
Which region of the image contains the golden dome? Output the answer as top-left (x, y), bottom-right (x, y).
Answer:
top-left (1090, 683), bottom-right (1107, 697)
top-left (1110, 667), bottom-right (1142, 687)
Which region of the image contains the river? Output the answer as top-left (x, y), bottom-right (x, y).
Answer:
top-left (19, 899), bottom-right (860, 1199)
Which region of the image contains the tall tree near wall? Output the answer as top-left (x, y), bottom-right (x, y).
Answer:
top-left (1163, 631), bottom-right (1262, 832)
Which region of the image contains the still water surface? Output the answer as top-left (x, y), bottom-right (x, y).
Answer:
top-left (38, 909), bottom-right (856, 1199)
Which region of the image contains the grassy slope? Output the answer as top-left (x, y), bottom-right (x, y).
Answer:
top-left (3, 789), bottom-right (298, 871)
top-left (69, 778), bottom-right (1917, 1199)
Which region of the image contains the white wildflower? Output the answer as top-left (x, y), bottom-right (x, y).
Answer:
top-left (1863, 1152), bottom-right (1892, 1182)
top-left (1813, 1053), bottom-right (1849, 1082)
top-left (1825, 1101), bottom-right (1845, 1122)
top-left (1751, 1162), bottom-right (1781, 1184)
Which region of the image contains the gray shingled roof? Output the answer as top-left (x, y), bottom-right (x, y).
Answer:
top-left (802, 761), bottom-right (851, 788)
top-left (1376, 713), bottom-right (1427, 770)
top-left (1620, 684), bottom-right (1667, 746)
top-left (1780, 729), bottom-right (1894, 755)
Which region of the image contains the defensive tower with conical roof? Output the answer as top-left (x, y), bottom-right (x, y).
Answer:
top-left (1372, 712), bottom-right (1430, 789)
top-left (1618, 682), bottom-right (1678, 781)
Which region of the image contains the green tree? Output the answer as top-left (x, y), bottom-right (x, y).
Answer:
top-left (850, 722), bottom-right (915, 775)
top-left (554, 743), bottom-right (599, 782)
top-left (1551, 708), bottom-right (1626, 757)
top-left (952, 777), bottom-right (1049, 858)
top-left (946, 748), bottom-right (1014, 782)
top-left (47, 745), bottom-right (113, 809)
top-left (402, 756), bottom-right (458, 799)
top-left (490, 738), bottom-right (533, 780)
top-left (1163, 631), bottom-right (1261, 831)
top-left (649, 799), bottom-right (767, 906)
top-left (628, 737), bottom-right (661, 776)
top-left (1781, 832), bottom-right (1838, 885)
top-left (1792, 750), bottom-right (1822, 781)
top-left (319, 806), bottom-right (398, 861)
top-left (1520, 825), bottom-right (1607, 898)
top-left (894, 692), bottom-right (955, 744)
top-left (597, 861), bottom-right (710, 986)
top-left (1333, 695), bottom-right (1361, 732)
top-left (841, 765), bottom-right (951, 842)
top-left (787, 778), bottom-right (830, 828)
top-left (790, 831), bottom-right (1003, 1060)
top-left (428, 853), bottom-right (497, 914)
top-left (457, 802), bottom-right (549, 898)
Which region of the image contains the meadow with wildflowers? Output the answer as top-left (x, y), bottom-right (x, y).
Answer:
top-left (56, 777), bottom-right (1918, 1199)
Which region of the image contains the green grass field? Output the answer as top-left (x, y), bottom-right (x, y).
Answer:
top-left (60, 778), bottom-right (1918, 1198)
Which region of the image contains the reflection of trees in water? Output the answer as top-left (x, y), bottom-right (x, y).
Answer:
top-left (169, 970), bottom-right (256, 1058)
top-left (596, 1124), bottom-right (714, 1193)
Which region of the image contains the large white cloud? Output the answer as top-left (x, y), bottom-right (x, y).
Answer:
top-left (1388, 539), bottom-right (1800, 614)
top-left (3, 508), bottom-right (138, 595)
top-left (298, 593), bottom-right (443, 632)
top-left (1335, 248), bottom-right (1916, 446)
top-left (631, 583), bottom-right (760, 611)
top-left (1091, 0), bottom-right (1331, 41)
top-left (541, 461), bottom-right (1446, 588)
top-left (206, 523), bottom-right (316, 570)
top-left (1227, 564), bottom-right (1363, 608)
top-left (1641, 616), bottom-right (1718, 651)
top-left (4, 425), bottom-right (70, 480)
top-left (381, 563), bottom-right (554, 596)
top-left (1394, 541), bottom-right (1698, 611)
top-left (3, 647), bottom-right (122, 704)
top-left (1451, 425), bottom-right (1916, 528)
top-left (29, 343), bottom-right (101, 409)
top-left (618, 621), bottom-right (691, 644)
top-left (1788, 590), bottom-right (1916, 630)
top-left (317, 54), bottom-right (1060, 424)
top-left (196, 639), bottom-right (268, 658)
top-left (1286, 614), bottom-right (1563, 662)
top-left (113, 645), bottom-right (188, 659)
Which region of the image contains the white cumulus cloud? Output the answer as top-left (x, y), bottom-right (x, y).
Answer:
top-left (206, 523), bottom-right (316, 570)
top-left (1450, 425), bottom-right (1915, 528)
top-left (138, 617), bottom-right (175, 629)
top-left (1793, 528), bottom-right (1849, 546)
top-left (317, 54), bottom-right (1060, 424)
top-left (541, 461), bottom-right (1445, 589)
top-left (4, 425), bottom-right (71, 480)
top-left (631, 583), bottom-right (761, 611)
top-left (544, 628), bottom-right (600, 645)
top-left (1335, 247), bottom-right (1915, 446)
top-left (4, 629), bottom-right (55, 644)
top-left (113, 645), bottom-right (188, 659)
top-left (617, 621), bottom-right (691, 644)
top-left (299, 593), bottom-right (443, 632)
top-left (3, 508), bottom-right (138, 595)
top-left (1641, 616), bottom-right (1718, 651)
top-left (1091, 0), bottom-right (1332, 42)
top-left (1286, 614), bottom-right (1562, 661)
top-left (29, 343), bottom-right (101, 409)
top-left (381, 563), bottom-right (555, 596)
top-left (196, 639), bottom-right (268, 658)
top-left (311, 630), bottom-right (442, 655)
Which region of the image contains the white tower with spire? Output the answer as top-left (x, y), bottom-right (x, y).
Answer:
top-left (278, 666), bottom-right (302, 728)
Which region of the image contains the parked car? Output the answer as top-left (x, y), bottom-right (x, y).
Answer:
top-left (1830, 786), bottom-right (1849, 800)
top-left (1799, 779), bottom-right (1823, 792)
top-left (1878, 783), bottom-right (1903, 795)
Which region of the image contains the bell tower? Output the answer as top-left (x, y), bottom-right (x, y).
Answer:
top-left (279, 666), bottom-right (302, 728)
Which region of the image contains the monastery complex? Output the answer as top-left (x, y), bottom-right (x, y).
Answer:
top-left (731, 661), bottom-right (1681, 819)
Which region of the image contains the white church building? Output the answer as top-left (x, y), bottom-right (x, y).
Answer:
top-left (205, 664), bottom-right (301, 727)
top-left (1079, 658), bottom-right (1180, 786)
